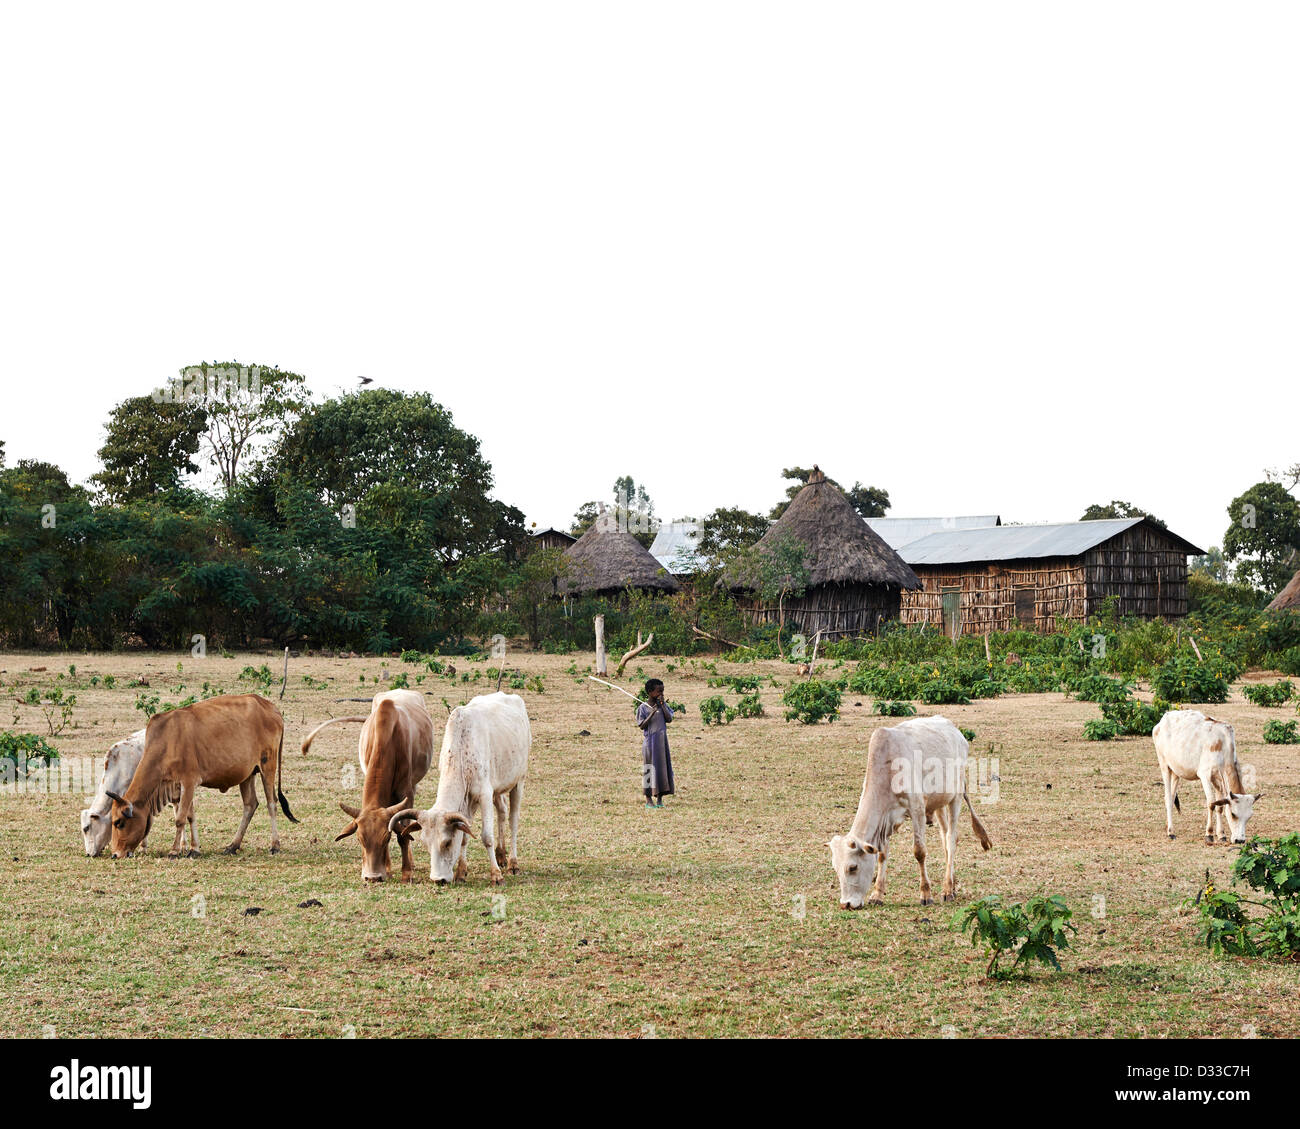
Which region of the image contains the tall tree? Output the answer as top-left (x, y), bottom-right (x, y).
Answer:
top-left (730, 530), bottom-right (809, 661)
top-left (768, 467), bottom-right (889, 521)
top-left (1080, 500), bottom-right (1166, 528)
top-left (570, 475), bottom-right (659, 548)
top-left (695, 505), bottom-right (770, 565)
top-left (158, 361), bottom-right (308, 494)
top-left (93, 395), bottom-right (208, 503)
top-left (1223, 481), bottom-right (1300, 594)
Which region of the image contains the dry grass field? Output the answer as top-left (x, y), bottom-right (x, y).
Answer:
top-left (2, 648), bottom-right (1298, 1039)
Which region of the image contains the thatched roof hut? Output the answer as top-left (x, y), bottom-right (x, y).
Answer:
top-left (563, 510), bottom-right (680, 596)
top-left (1268, 569), bottom-right (1300, 612)
top-left (729, 467), bottom-right (920, 638)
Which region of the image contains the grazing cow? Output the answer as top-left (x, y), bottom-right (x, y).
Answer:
top-left (1153, 709), bottom-right (1261, 844)
top-left (829, 715), bottom-right (991, 908)
top-left (300, 689), bottom-right (436, 883)
top-left (389, 691), bottom-right (530, 886)
top-left (80, 730), bottom-right (194, 856)
top-left (107, 694), bottom-right (296, 859)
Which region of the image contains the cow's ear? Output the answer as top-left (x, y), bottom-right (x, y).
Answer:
top-left (1210, 798), bottom-right (1229, 809)
top-left (1253, 793), bottom-right (1263, 801)
top-left (335, 821), bottom-right (359, 841)
top-left (862, 842), bottom-right (877, 854)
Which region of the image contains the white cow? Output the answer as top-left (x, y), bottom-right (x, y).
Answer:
top-left (80, 730), bottom-right (192, 856)
top-left (1153, 709), bottom-right (1260, 844)
top-left (829, 716), bottom-right (991, 908)
top-left (389, 691), bottom-right (530, 886)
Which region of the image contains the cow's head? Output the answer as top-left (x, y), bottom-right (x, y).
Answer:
top-left (829, 833), bottom-right (879, 910)
top-left (107, 792), bottom-right (150, 858)
top-left (81, 807), bottom-right (109, 857)
top-left (388, 806), bottom-right (474, 884)
top-left (335, 798), bottom-right (416, 883)
top-left (1212, 792), bottom-right (1262, 844)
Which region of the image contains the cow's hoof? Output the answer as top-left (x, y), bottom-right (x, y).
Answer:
top-left (1168, 833), bottom-right (1176, 840)
top-left (269, 846), bottom-right (282, 856)
top-left (920, 897), bottom-right (934, 906)
top-left (400, 873), bottom-right (413, 884)
top-left (1205, 836), bottom-right (1215, 845)
top-left (167, 851), bottom-right (182, 860)
top-left (507, 860), bottom-right (520, 875)
top-left (1218, 837), bottom-right (1229, 844)
top-left (222, 845), bottom-right (240, 855)
top-left (942, 893), bottom-right (955, 903)
top-left (490, 870), bottom-right (504, 886)
top-left (186, 849), bottom-right (200, 859)
top-left (866, 895), bottom-right (884, 906)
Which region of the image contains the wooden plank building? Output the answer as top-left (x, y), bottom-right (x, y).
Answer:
top-left (894, 517), bottom-right (1204, 637)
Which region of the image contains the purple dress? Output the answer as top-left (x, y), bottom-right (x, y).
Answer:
top-left (636, 702), bottom-right (675, 799)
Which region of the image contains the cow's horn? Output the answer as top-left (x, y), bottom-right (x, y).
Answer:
top-left (381, 796), bottom-right (413, 820)
top-left (106, 791), bottom-right (134, 819)
top-left (387, 808), bottom-right (422, 834)
top-left (339, 802), bottom-right (361, 819)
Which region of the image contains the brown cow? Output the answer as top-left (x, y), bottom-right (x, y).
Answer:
top-left (299, 689), bottom-right (442, 883)
top-left (108, 694), bottom-right (297, 859)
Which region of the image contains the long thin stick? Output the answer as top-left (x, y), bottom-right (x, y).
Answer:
top-left (587, 676), bottom-right (647, 706)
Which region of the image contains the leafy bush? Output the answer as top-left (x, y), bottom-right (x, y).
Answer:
top-left (0, 731), bottom-right (60, 778)
top-left (955, 894), bottom-right (1077, 978)
top-left (1150, 654), bottom-right (1234, 704)
top-left (781, 679), bottom-right (841, 724)
top-left (959, 727), bottom-right (976, 742)
top-left (1243, 680), bottom-right (1295, 707)
top-left (699, 696), bottom-right (736, 726)
top-left (1194, 834), bottom-right (1300, 960)
top-left (1083, 718), bottom-right (1121, 741)
top-left (1262, 720), bottom-right (1299, 745)
top-left (873, 700), bottom-right (916, 717)
top-left (389, 672), bottom-right (410, 689)
top-left (1070, 674), bottom-right (1134, 703)
top-left (1275, 646), bottom-right (1300, 677)
top-left (1098, 696), bottom-right (1168, 737)
top-left (735, 692), bottom-right (763, 719)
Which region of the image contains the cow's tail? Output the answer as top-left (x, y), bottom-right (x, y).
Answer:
top-left (963, 785), bottom-right (992, 851)
top-left (299, 715), bottom-right (370, 755)
top-left (275, 726), bottom-right (300, 824)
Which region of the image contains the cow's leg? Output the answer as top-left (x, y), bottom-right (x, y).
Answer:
top-left (479, 787), bottom-right (504, 885)
top-left (224, 776), bottom-right (259, 854)
top-left (258, 763), bottom-right (282, 854)
top-left (1199, 774), bottom-right (1217, 844)
top-left (493, 794), bottom-right (509, 870)
top-left (506, 781), bottom-right (522, 875)
top-left (938, 798), bottom-right (959, 901)
top-left (1161, 764), bottom-right (1178, 839)
top-left (911, 804), bottom-right (933, 905)
top-left (397, 828), bottom-right (415, 883)
top-left (867, 850), bottom-right (888, 905)
top-left (169, 782), bottom-right (198, 857)
top-left (453, 828), bottom-right (469, 883)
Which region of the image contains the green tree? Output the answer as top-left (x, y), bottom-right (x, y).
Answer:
top-left (768, 467), bottom-right (889, 521)
top-left (1080, 500), bottom-right (1166, 528)
top-left (1190, 545), bottom-right (1229, 582)
top-left (1223, 481), bottom-right (1300, 594)
top-left (696, 505), bottom-right (770, 564)
top-left (158, 361), bottom-right (308, 494)
top-left (731, 529), bottom-right (810, 660)
top-left (93, 395), bottom-right (209, 503)
top-left (570, 476), bottom-right (659, 548)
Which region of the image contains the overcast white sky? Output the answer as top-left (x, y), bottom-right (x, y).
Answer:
top-left (1, 2), bottom-right (1295, 554)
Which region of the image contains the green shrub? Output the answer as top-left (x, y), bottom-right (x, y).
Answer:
top-left (1098, 696), bottom-right (1168, 737)
top-left (1262, 720), bottom-right (1299, 745)
top-left (781, 679), bottom-right (841, 724)
top-left (389, 672), bottom-right (410, 689)
top-left (1069, 674), bottom-right (1134, 703)
top-left (0, 731), bottom-right (60, 778)
top-left (1243, 680), bottom-right (1295, 707)
top-left (699, 696), bottom-right (736, 726)
top-left (1150, 654), bottom-right (1234, 704)
top-left (954, 894), bottom-right (1077, 978)
top-left (1275, 646), bottom-right (1300, 676)
top-left (959, 727), bottom-right (977, 742)
top-left (1083, 718), bottom-right (1121, 741)
top-left (1194, 834), bottom-right (1300, 960)
top-left (873, 700), bottom-right (917, 717)
top-left (735, 692), bottom-right (763, 719)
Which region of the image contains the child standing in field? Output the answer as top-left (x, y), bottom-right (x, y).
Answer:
top-left (636, 678), bottom-right (675, 809)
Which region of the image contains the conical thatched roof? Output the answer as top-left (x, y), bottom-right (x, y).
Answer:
top-left (1268, 569), bottom-right (1300, 612)
top-left (731, 467), bottom-right (921, 590)
top-left (562, 510), bottom-right (680, 595)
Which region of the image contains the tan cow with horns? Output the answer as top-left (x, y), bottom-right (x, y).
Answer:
top-left (108, 694), bottom-right (297, 859)
top-left (300, 689), bottom-right (438, 883)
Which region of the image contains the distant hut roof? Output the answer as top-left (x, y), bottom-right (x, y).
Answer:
top-left (649, 521), bottom-right (702, 575)
top-left (733, 467), bottom-right (921, 590)
top-left (1268, 569), bottom-right (1300, 612)
top-left (563, 511), bottom-right (680, 595)
top-left (898, 517), bottom-right (1203, 566)
top-left (865, 515), bottom-right (1002, 550)
top-left (529, 526), bottom-right (577, 544)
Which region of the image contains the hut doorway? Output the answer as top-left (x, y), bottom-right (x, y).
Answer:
top-left (1014, 586), bottom-right (1036, 627)
top-left (941, 587), bottom-right (962, 641)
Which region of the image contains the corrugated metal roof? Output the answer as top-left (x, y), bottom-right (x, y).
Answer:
top-left (865, 515), bottom-right (1002, 550)
top-left (649, 521), bottom-right (703, 574)
top-left (898, 518), bottom-right (1203, 565)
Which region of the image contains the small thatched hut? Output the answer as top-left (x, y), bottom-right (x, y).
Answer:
top-left (729, 467), bottom-right (921, 638)
top-left (562, 510), bottom-right (679, 597)
top-left (1268, 569), bottom-right (1300, 612)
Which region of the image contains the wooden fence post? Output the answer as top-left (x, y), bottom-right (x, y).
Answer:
top-left (595, 615), bottom-right (607, 676)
